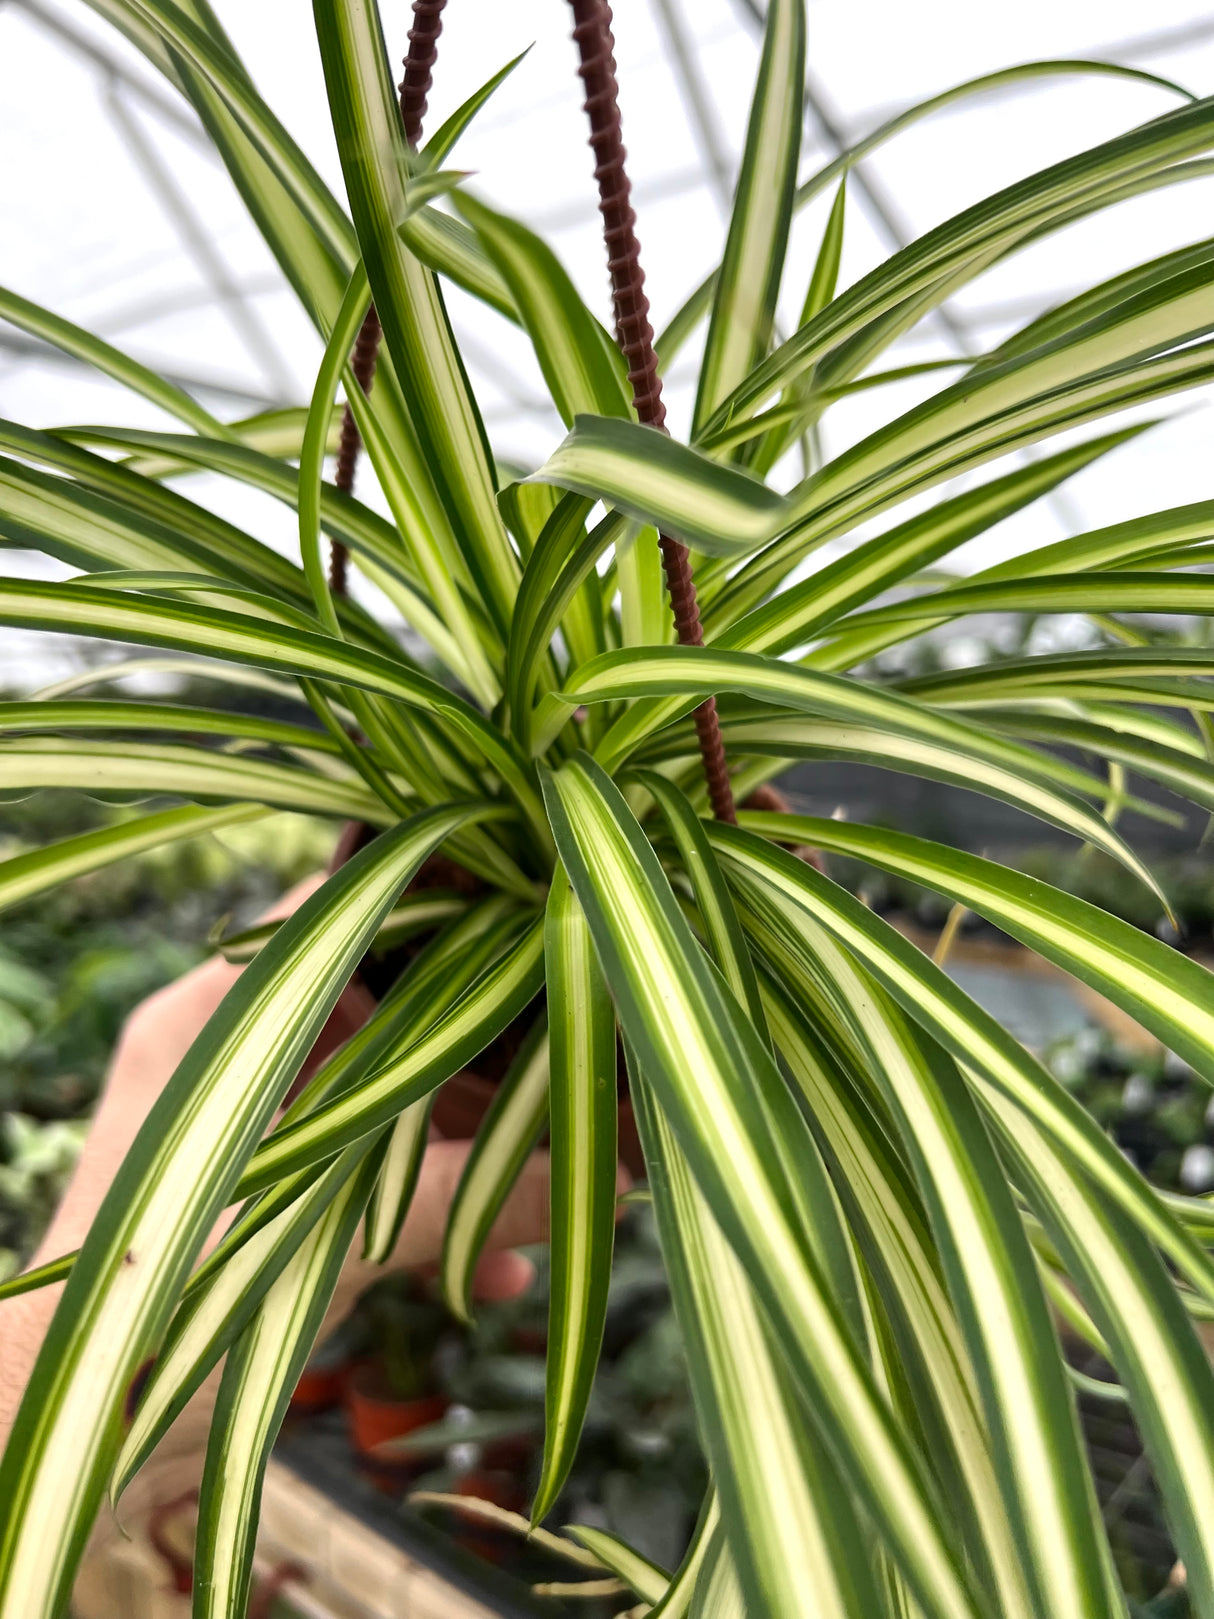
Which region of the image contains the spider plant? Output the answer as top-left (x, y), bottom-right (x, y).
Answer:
top-left (3, 1), bottom-right (1214, 1615)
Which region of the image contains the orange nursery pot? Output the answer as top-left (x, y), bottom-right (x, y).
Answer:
top-left (289, 1360), bottom-right (347, 1416)
top-left (344, 1364), bottom-right (450, 1458)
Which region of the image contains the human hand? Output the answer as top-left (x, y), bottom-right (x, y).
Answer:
top-left (0, 872), bottom-right (550, 1448)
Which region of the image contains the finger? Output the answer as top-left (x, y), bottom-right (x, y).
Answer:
top-left (483, 1150), bottom-right (553, 1254)
top-left (334, 1145), bottom-right (632, 1320)
top-left (471, 1249), bottom-right (536, 1302)
top-left (115, 873), bottom-right (333, 1076)
top-left (255, 872), bottom-right (326, 924)
top-left (345, 1142), bottom-right (552, 1282)
top-left (483, 1153), bottom-right (633, 1251)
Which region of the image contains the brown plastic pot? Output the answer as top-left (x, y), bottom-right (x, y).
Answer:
top-left (344, 1364), bottom-right (449, 1458)
top-left (289, 1362), bottom-right (346, 1416)
top-left (446, 1469), bottom-right (530, 1563)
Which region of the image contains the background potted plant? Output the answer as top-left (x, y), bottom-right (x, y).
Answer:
top-left (4, 1), bottom-right (1214, 1616)
top-left (343, 1274), bottom-right (451, 1460)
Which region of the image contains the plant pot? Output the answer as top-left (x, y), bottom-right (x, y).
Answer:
top-left (453, 1467), bottom-right (527, 1512)
top-left (446, 1469), bottom-right (530, 1563)
top-left (289, 1360), bottom-right (346, 1416)
top-left (344, 1363), bottom-right (449, 1459)
top-left (478, 1430), bottom-right (538, 1474)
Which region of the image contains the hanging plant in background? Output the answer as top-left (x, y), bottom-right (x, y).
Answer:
top-left (3, 0), bottom-right (1214, 1615)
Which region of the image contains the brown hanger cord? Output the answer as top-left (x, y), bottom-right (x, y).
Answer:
top-left (328, 0), bottom-right (447, 596)
top-left (567, 0), bottom-right (736, 822)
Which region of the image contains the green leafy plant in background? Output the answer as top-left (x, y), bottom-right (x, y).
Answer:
top-left (0, 1115), bottom-right (88, 1285)
top-left (0, 783), bottom-right (331, 1119)
top-left (4, 0), bottom-right (1214, 1614)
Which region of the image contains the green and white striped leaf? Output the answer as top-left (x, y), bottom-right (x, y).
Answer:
top-left (301, 274), bottom-right (502, 704)
top-left (192, 1154), bottom-right (377, 1619)
top-left (204, 902), bottom-right (525, 1290)
top-left (983, 709), bottom-right (1214, 818)
top-left (532, 872), bottom-right (619, 1523)
top-left (979, 236), bottom-right (1214, 372)
top-left (453, 195), bottom-right (656, 663)
top-left (541, 755), bottom-right (981, 1619)
top-left (70, 571), bottom-right (326, 631)
top-left (746, 179), bottom-right (848, 478)
top-left (692, 0), bottom-right (805, 436)
top-left (758, 968), bottom-right (1034, 1618)
top-left (804, 490), bottom-right (1214, 673)
top-left (420, 49), bottom-right (530, 169)
top-left (298, 260), bottom-right (372, 634)
top-left (0, 696), bottom-right (345, 752)
top-left (798, 253), bottom-right (1214, 507)
top-left (0, 284), bottom-right (226, 437)
top-left (112, 1141), bottom-right (374, 1503)
top-left (638, 770), bottom-right (765, 1031)
top-left (709, 823), bottom-right (1214, 1306)
top-left (902, 646), bottom-right (1214, 715)
top-left (217, 889), bottom-right (467, 966)
top-left (986, 498), bottom-right (1214, 578)
top-left (716, 428), bottom-right (1142, 655)
top-left (89, 0), bottom-right (355, 327)
top-left (793, 964), bottom-right (1112, 1619)
top-left (0, 424), bottom-right (383, 639)
top-left (360, 1096), bottom-right (435, 1266)
top-left (536, 645), bottom-right (1168, 910)
top-left (51, 422), bottom-right (462, 649)
top-left (456, 195), bottom-right (628, 427)
top-left (0, 1251), bottom-right (75, 1304)
top-left (663, 56), bottom-right (1196, 386)
top-left (315, 0), bottom-right (520, 637)
top-left (0, 806), bottom-right (481, 1618)
top-left (752, 903), bottom-right (1077, 1613)
top-left (835, 569), bottom-right (1214, 633)
top-left (0, 453), bottom-right (311, 610)
top-left (701, 95), bottom-right (1214, 436)
top-left (400, 205), bottom-right (516, 318)
top-left (688, 1524), bottom-right (746, 1619)
top-left (644, 709), bottom-right (1179, 831)
top-left (562, 1524), bottom-right (667, 1604)
top-left (505, 499), bottom-right (622, 747)
top-left (0, 802), bottom-right (268, 916)
top-left (0, 735), bottom-right (396, 823)
top-left (988, 1091), bottom-right (1214, 1616)
top-left (631, 1068), bottom-right (883, 1619)
top-left (440, 1019), bottom-right (549, 1325)
top-left (641, 1493), bottom-right (722, 1619)
top-left (733, 337), bottom-right (1214, 613)
top-left (237, 918), bottom-right (545, 1194)
top-left (529, 415), bottom-right (788, 555)
top-left (652, 799), bottom-right (874, 1347)
top-left (0, 580), bottom-right (548, 851)
top-left (743, 810), bottom-right (1214, 1083)
top-left (275, 898), bottom-right (526, 1135)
